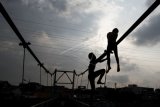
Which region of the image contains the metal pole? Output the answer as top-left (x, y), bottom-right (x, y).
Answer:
top-left (53, 69), bottom-right (57, 86)
top-left (38, 63), bottom-right (43, 85)
top-left (47, 73), bottom-right (48, 86)
top-left (80, 74), bottom-right (83, 86)
top-left (76, 76), bottom-right (79, 89)
top-left (72, 70), bottom-right (76, 89)
top-left (19, 42), bottom-right (30, 84)
top-left (40, 66), bottom-right (41, 85)
top-left (51, 74), bottom-right (52, 86)
top-left (22, 47), bottom-right (26, 84)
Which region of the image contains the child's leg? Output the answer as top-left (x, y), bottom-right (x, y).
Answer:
top-left (107, 52), bottom-right (111, 71)
top-left (94, 69), bottom-right (105, 84)
top-left (114, 47), bottom-right (120, 72)
top-left (89, 79), bottom-right (95, 91)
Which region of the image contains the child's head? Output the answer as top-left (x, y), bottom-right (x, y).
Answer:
top-left (88, 52), bottom-right (96, 61)
top-left (112, 28), bottom-right (119, 34)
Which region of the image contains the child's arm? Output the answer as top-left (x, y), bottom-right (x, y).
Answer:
top-left (95, 57), bottom-right (107, 63)
top-left (99, 57), bottom-right (107, 63)
top-left (96, 50), bottom-right (108, 62)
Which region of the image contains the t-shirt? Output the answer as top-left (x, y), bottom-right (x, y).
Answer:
top-left (107, 32), bottom-right (118, 51)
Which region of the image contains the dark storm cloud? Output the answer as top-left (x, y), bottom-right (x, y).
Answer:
top-left (4, 0), bottom-right (21, 2)
top-left (20, 0), bottom-right (100, 35)
top-left (133, 14), bottom-right (160, 46)
top-left (50, 0), bottom-right (67, 12)
top-left (0, 0), bottom-right (101, 85)
top-left (20, 0), bottom-right (68, 13)
top-left (132, 0), bottom-right (160, 46)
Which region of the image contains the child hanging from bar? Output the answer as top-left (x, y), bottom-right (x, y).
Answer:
top-left (106, 28), bottom-right (120, 72)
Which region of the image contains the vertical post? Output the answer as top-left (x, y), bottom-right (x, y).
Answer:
top-left (40, 66), bottom-right (41, 85)
top-left (72, 70), bottom-right (76, 89)
top-left (52, 69), bottom-right (57, 97)
top-left (19, 42), bottom-right (30, 84)
top-left (38, 65), bottom-right (42, 85)
top-left (115, 83), bottom-right (117, 89)
top-left (80, 74), bottom-right (83, 86)
top-left (38, 63), bottom-right (43, 85)
top-left (47, 73), bottom-right (48, 86)
top-left (53, 69), bottom-right (57, 86)
top-left (50, 73), bottom-right (53, 97)
top-left (51, 74), bottom-right (52, 87)
top-left (76, 76), bottom-right (79, 89)
top-left (22, 47), bottom-right (26, 84)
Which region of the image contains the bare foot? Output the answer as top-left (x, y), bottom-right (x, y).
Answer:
top-left (108, 66), bottom-right (111, 71)
top-left (106, 67), bottom-right (111, 73)
top-left (106, 70), bottom-right (109, 73)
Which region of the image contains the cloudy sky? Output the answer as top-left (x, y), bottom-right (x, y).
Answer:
top-left (0, 0), bottom-right (160, 89)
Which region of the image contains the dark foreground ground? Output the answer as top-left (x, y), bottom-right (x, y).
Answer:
top-left (1, 81), bottom-right (160, 107)
top-left (1, 94), bottom-right (160, 107)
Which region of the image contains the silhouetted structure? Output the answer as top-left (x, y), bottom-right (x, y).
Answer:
top-left (53, 69), bottom-right (76, 89)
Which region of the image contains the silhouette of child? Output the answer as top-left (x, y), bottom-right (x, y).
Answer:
top-left (106, 28), bottom-right (120, 72)
top-left (88, 52), bottom-right (107, 91)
